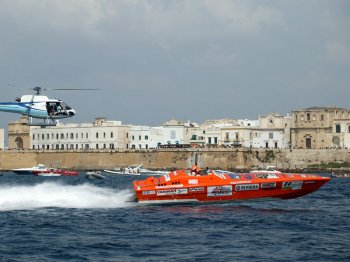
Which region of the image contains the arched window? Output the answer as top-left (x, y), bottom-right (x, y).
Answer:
top-left (306, 113), bottom-right (311, 121)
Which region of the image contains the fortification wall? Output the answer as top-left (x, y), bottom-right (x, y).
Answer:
top-left (0, 149), bottom-right (349, 170)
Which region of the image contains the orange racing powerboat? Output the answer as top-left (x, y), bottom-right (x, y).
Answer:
top-left (132, 169), bottom-right (330, 204)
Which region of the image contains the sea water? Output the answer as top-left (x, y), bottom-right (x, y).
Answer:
top-left (0, 173), bottom-right (349, 261)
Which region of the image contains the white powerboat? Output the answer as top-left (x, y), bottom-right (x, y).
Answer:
top-left (11, 164), bottom-right (49, 175)
top-left (104, 165), bottom-right (142, 176)
top-left (104, 165), bottom-right (168, 176)
top-left (86, 171), bottom-right (106, 180)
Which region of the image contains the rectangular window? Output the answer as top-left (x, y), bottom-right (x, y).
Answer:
top-left (171, 130), bottom-right (176, 139)
top-left (103, 132), bottom-right (106, 138)
top-left (269, 132), bottom-right (273, 139)
top-left (139, 135), bottom-right (141, 140)
top-left (225, 132), bottom-right (229, 141)
top-left (348, 126), bottom-right (350, 133)
top-left (320, 115), bottom-right (324, 121)
top-left (111, 132), bottom-right (113, 138)
top-left (33, 134), bottom-right (35, 140)
top-left (336, 124), bottom-right (341, 133)
top-left (96, 132), bottom-right (99, 139)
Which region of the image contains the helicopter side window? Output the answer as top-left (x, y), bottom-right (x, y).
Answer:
top-left (47, 102), bottom-right (58, 116)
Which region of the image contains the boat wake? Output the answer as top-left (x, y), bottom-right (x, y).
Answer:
top-left (0, 182), bottom-right (136, 211)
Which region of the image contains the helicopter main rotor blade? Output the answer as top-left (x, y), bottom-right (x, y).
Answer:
top-left (52, 88), bottom-right (100, 90)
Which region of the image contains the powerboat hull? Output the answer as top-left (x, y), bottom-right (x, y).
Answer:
top-left (103, 170), bottom-right (141, 176)
top-left (133, 170), bottom-right (330, 204)
top-left (33, 170), bottom-right (79, 176)
top-left (11, 164), bottom-right (49, 175)
top-left (86, 171), bottom-right (106, 179)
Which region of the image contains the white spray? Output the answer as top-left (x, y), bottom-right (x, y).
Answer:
top-left (0, 182), bottom-right (136, 211)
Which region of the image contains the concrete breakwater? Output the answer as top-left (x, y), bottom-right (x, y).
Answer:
top-left (1, 148), bottom-right (350, 171)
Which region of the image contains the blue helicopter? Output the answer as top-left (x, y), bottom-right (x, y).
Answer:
top-left (0, 87), bottom-right (81, 126)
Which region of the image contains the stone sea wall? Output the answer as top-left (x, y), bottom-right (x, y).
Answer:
top-left (1, 148), bottom-right (349, 171)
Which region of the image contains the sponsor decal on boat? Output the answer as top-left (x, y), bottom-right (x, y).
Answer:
top-left (142, 190), bottom-right (156, 195)
top-left (230, 181), bottom-right (252, 185)
top-left (189, 187), bottom-right (205, 192)
top-left (157, 188), bottom-right (188, 196)
top-left (282, 181), bottom-right (303, 190)
top-left (235, 184), bottom-right (259, 191)
top-left (207, 186), bottom-right (232, 197)
top-left (244, 174), bottom-right (253, 179)
top-left (261, 182), bottom-right (276, 189)
top-left (189, 179), bottom-right (198, 185)
top-left (164, 174), bottom-right (171, 182)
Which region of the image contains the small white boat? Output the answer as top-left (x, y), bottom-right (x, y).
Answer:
top-left (12, 164), bottom-right (49, 175)
top-left (104, 165), bottom-right (168, 176)
top-left (86, 171), bottom-right (106, 180)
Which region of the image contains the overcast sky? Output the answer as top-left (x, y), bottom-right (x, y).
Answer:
top-left (0, 0), bottom-right (349, 129)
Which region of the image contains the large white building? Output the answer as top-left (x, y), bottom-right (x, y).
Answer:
top-left (31, 118), bottom-right (130, 150)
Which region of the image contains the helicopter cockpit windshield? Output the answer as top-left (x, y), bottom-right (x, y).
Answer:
top-left (46, 102), bottom-right (75, 117)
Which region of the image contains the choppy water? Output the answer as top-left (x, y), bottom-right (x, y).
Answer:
top-left (0, 172), bottom-right (349, 261)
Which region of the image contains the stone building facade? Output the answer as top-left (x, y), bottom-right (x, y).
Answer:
top-left (291, 107), bottom-right (350, 149)
top-left (8, 116), bottom-right (31, 150)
